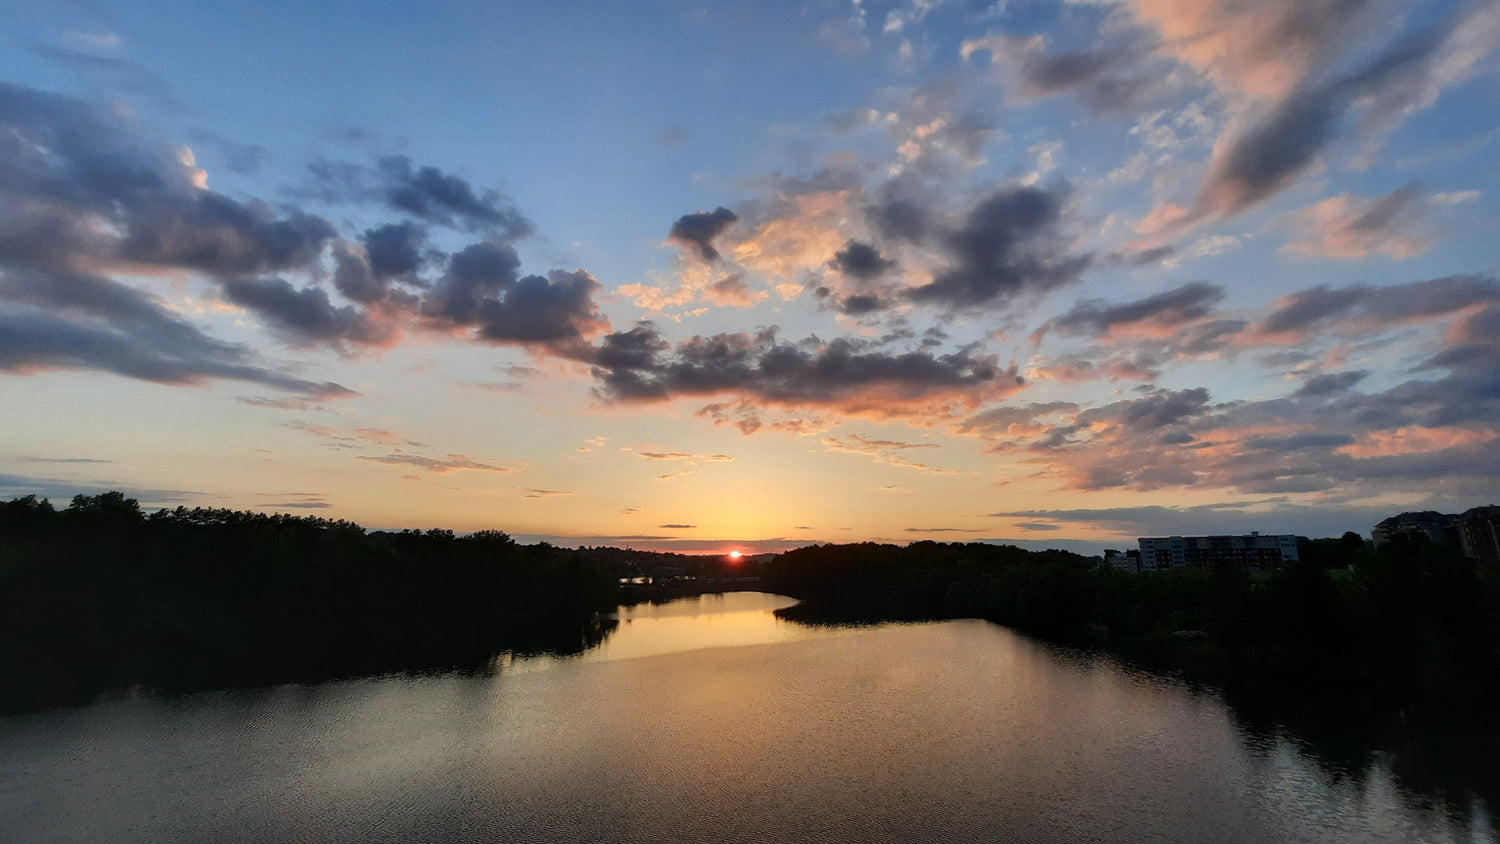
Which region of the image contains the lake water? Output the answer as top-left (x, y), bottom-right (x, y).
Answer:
top-left (1, 592), bottom-right (1494, 843)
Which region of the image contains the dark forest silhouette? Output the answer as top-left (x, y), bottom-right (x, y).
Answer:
top-left (2, 492), bottom-right (1498, 717)
top-left (764, 537), bottom-right (1500, 705)
top-left (0, 493), bottom-right (619, 712)
top-left (762, 537), bottom-right (1500, 819)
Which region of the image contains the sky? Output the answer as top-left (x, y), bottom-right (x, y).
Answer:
top-left (1, 0), bottom-right (1498, 554)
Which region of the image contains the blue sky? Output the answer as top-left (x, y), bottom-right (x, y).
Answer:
top-left (1, 0), bottom-right (1498, 552)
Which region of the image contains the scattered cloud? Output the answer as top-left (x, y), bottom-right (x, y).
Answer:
top-left (1281, 183), bottom-right (1433, 260)
top-left (1187, 5), bottom-right (1499, 224)
top-left (822, 433), bottom-right (958, 473)
top-left (590, 323), bottom-right (1025, 419)
top-left (635, 451), bottom-right (733, 462)
top-left (283, 420), bottom-right (425, 448)
top-left (300, 155), bottom-right (533, 239)
top-left (668, 207), bottom-right (739, 262)
top-left (907, 184), bottom-right (1090, 311)
top-left (0, 81), bottom-right (610, 396)
top-left (1039, 282), bottom-right (1225, 341)
top-left (357, 454), bottom-right (519, 473)
top-left (257, 492), bottom-right (332, 510)
top-left (962, 33), bottom-right (1164, 112)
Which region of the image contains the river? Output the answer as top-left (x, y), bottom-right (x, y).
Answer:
top-left (0, 592), bottom-right (1493, 842)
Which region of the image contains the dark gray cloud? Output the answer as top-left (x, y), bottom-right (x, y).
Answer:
top-left (965, 34), bottom-right (1163, 112)
top-left (589, 324), bottom-right (1021, 411)
top-left (976, 319), bottom-right (1500, 497)
top-left (958, 401), bottom-right (1079, 436)
top-left (221, 277), bottom-right (391, 348)
top-left (1293, 370), bottom-right (1369, 396)
top-left (1243, 432), bottom-right (1357, 451)
top-left (1172, 319), bottom-right (1248, 356)
top-left (378, 155), bottom-right (533, 238)
top-left (467, 270), bottom-right (607, 344)
top-left (0, 82), bottom-right (366, 372)
top-left (1194, 11), bottom-right (1473, 219)
top-left (422, 241), bottom-right (523, 323)
top-left (668, 207), bottom-right (739, 262)
top-left (944, 278), bottom-right (1500, 499)
top-left (1254, 275), bottom-right (1499, 337)
top-left (815, 236), bottom-right (902, 317)
top-left (362, 222), bottom-right (430, 280)
top-left (0, 81), bottom-right (605, 391)
top-left (1102, 387), bottom-right (1212, 431)
top-left (1016, 387), bottom-right (1214, 452)
top-left (1023, 276), bottom-right (1484, 390)
top-left (1196, 88), bottom-right (1342, 217)
top-left (909, 185), bottom-right (1090, 310)
top-left (2, 266), bottom-right (198, 337)
top-left (1026, 352), bottom-right (1162, 384)
top-left (301, 155), bottom-right (533, 239)
top-left (829, 240), bottom-right (897, 281)
top-left (837, 293), bottom-right (888, 315)
top-left (0, 82), bottom-right (336, 279)
top-left (866, 194), bottom-right (929, 244)
top-left (419, 244), bottom-right (607, 346)
top-left (0, 262), bottom-right (352, 396)
top-left (813, 285), bottom-right (891, 317)
top-left (1044, 281), bottom-right (1225, 338)
top-left (331, 243), bottom-right (390, 306)
top-left (1018, 45), bottom-right (1132, 93)
top-left (595, 322), bottom-right (672, 371)
top-left (1423, 304), bottom-right (1500, 372)
top-left (120, 194), bottom-right (337, 277)
top-left (0, 308), bottom-right (352, 397)
top-left (407, 245), bottom-right (607, 347)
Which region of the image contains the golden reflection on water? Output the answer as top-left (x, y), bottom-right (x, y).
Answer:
top-left (1, 592), bottom-right (1490, 843)
top-left (504, 592), bottom-right (856, 672)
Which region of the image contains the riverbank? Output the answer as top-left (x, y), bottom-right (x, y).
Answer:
top-left (762, 539), bottom-right (1500, 707)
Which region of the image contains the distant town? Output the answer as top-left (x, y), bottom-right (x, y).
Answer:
top-left (1102, 505), bottom-right (1500, 573)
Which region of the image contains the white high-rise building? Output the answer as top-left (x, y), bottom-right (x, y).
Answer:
top-left (1136, 532), bottom-right (1298, 571)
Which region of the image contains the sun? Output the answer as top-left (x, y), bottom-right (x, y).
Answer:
top-left (727, 551), bottom-right (742, 560)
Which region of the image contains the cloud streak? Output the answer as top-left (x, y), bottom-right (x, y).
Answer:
top-left (589, 323), bottom-right (1024, 419)
top-left (357, 454), bottom-right (519, 474)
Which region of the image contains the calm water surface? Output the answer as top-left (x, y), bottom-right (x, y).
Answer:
top-left (1, 592), bottom-right (1493, 843)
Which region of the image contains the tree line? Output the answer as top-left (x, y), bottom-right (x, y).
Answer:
top-left (0, 493), bottom-right (618, 712)
top-left (763, 537), bottom-right (1500, 705)
top-left (4, 491), bottom-right (1497, 712)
